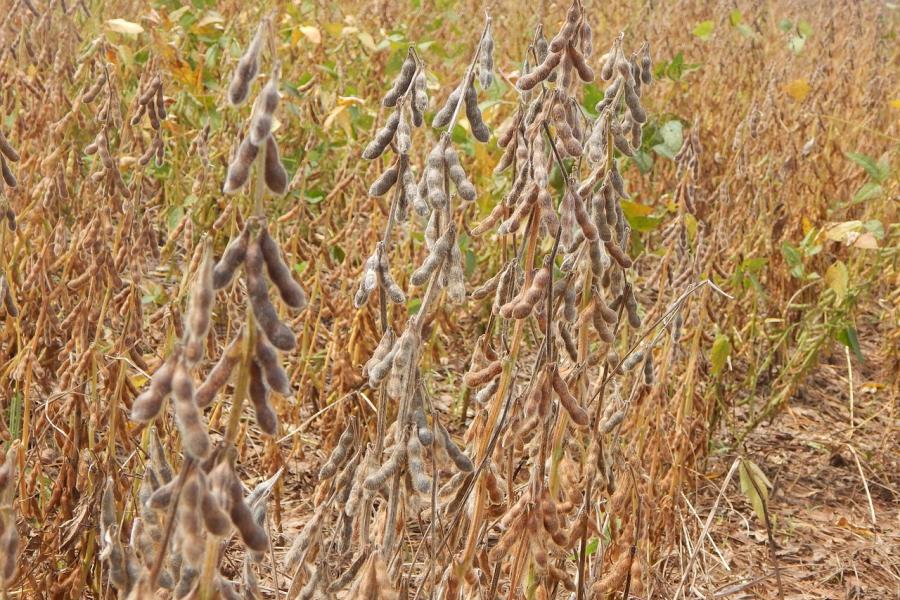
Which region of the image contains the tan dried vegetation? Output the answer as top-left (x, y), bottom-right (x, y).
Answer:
top-left (0, 0), bottom-right (896, 598)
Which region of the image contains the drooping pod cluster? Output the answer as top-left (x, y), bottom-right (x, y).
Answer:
top-left (82, 64), bottom-right (132, 199)
top-left (223, 68), bottom-right (289, 196)
top-left (354, 241), bottom-right (406, 308)
top-left (228, 20), bottom-right (266, 106)
top-left (130, 66), bottom-right (166, 168)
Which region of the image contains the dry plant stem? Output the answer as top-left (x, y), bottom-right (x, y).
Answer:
top-left (149, 458), bottom-right (196, 588)
top-left (747, 466), bottom-right (785, 600)
top-left (445, 16), bottom-right (493, 132)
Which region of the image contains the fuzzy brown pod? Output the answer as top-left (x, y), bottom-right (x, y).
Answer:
top-left (210, 462), bottom-right (269, 553)
top-left (249, 359), bottom-right (278, 435)
top-left (363, 441), bottom-right (406, 491)
top-left (131, 356), bottom-right (176, 422)
top-left (354, 249), bottom-right (379, 308)
top-left (0, 155), bottom-right (16, 189)
top-left (465, 84), bottom-right (490, 142)
top-left (431, 85), bottom-right (462, 129)
top-left (0, 274), bottom-right (17, 318)
top-left (223, 136), bottom-right (260, 195)
top-left (605, 239), bottom-right (633, 269)
top-left (406, 430), bottom-right (431, 494)
top-left (435, 421), bottom-right (473, 472)
top-left (550, 365), bottom-right (590, 427)
top-left (255, 332), bottom-right (290, 395)
top-left (228, 22), bottom-right (265, 106)
top-left (478, 24), bottom-right (495, 89)
top-left (623, 281), bottom-right (641, 328)
top-left (183, 247), bottom-right (215, 365)
top-left (411, 70), bottom-right (428, 127)
top-left (246, 238), bottom-right (296, 351)
top-left (195, 331), bottom-right (243, 407)
top-left (171, 361), bottom-right (212, 459)
top-left (385, 325), bottom-right (421, 400)
top-left (549, 0), bottom-right (581, 53)
top-left (411, 223), bottom-right (454, 286)
top-left (213, 223), bottom-right (251, 289)
top-left (444, 233), bottom-right (466, 303)
top-left (568, 43), bottom-right (594, 82)
top-left (362, 110), bottom-right (401, 160)
top-left (369, 160), bottom-right (400, 197)
top-left (259, 227), bottom-right (307, 309)
top-left (640, 44), bottom-right (653, 85)
top-left (383, 48), bottom-right (417, 107)
top-left (264, 136), bottom-right (289, 195)
top-left (376, 242), bottom-right (406, 305)
top-left (444, 143), bottom-right (476, 201)
top-left (319, 424), bottom-right (355, 480)
top-left (366, 333), bottom-right (398, 388)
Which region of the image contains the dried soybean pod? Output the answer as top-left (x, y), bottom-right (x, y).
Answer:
top-left (411, 70), bottom-right (428, 127)
top-left (385, 326), bottom-right (420, 400)
top-left (219, 465), bottom-right (269, 552)
top-left (131, 357), bottom-right (176, 422)
top-left (172, 362), bottom-right (211, 460)
top-left (264, 136), bottom-right (288, 195)
top-left (624, 282), bottom-right (641, 328)
top-left (549, 1), bottom-right (581, 52)
top-left (463, 360), bottom-right (502, 388)
top-left (0, 274), bottom-right (17, 318)
top-left (223, 136), bottom-right (260, 194)
top-left (395, 108), bottom-right (411, 154)
top-left (640, 44), bottom-right (652, 85)
top-left (568, 44), bottom-right (595, 82)
top-left (228, 22), bottom-right (265, 106)
top-left (249, 359), bottom-right (278, 435)
top-left (623, 78), bottom-right (647, 123)
top-left (443, 143), bottom-right (476, 201)
top-left (376, 243), bottom-right (406, 304)
top-left (184, 248), bottom-right (215, 365)
top-left (435, 422), bottom-right (473, 472)
top-left (412, 404), bottom-right (433, 446)
top-left (363, 443), bottom-right (405, 491)
top-left (411, 224), bottom-right (453, 286)
top-left (219, 234), bottom-right (254, 296)
top-left (0, 132), bottom-right (18, 163)
top-left (354, 251), bottom-right (379, 309)
top-left (195, 332), bottom-right (242, 407)
top-left (406, 432), bottom-right (431, 494)
top-left (621, 348), bottom-right (644, 371)
top-left (319, 424), bottom-right (354, 480)
top-left (246, 238), bottom-right (296, 351)
top-left (478, 24), bottom-right (494, 89)
top-left (550, 366), bottom-right (589, 427)
top-left (424, 141), bottom-right (447, 209)
top-left (432, 85), bottom-right (462, 128)
top-left (259, 228), bottom-right (307, 309)
top-left (465, 84), bottom-right (490, 142)
top-left (368, 161), bottom-right (400, 197)
top-left (643, 352), bottom-right (654, 385)
top-left (255, 333), bottom-right (290, 395)
top-left (383, 48), bottom-right (416, 107)
top-left (605, 240), bottom-right (632, 269)
top-left (0, 156), bottom-right (15, 188)
top-left (362, 110), bottom-right (400, 160)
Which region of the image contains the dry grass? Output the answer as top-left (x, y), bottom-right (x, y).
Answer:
top-left (0, 0), bottom-right (896, 598)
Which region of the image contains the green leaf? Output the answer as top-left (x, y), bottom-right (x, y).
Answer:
top-left (710, 334), bottom-right (731, 376)
top-left (692, 20), bottom-right (715, 40)
top-left (797, 19), bottom-right (813, 37)
top-left (788, 35), bottom-right (806, 54)
top-left (824, 260), bottom-right (848, 303)
top-left (582, 83), bottom-right (604, 115)
top-left (660, 120), bottom-right (684, 154)
top-left (631, 149), bottom-right (653, 173)
top-left (737, 24), bottom-right (756, 38)
top-left (778, 18), bottom-right (793, 32)
top-left (845, 151), bottom-right (889, 183)
top-left (835, 327), bottom-right (864, 362)
top-left (780, 242), bottom-right (804, 278)
top-left (729, 9), bottom-right (742, 26)
top-left (739, 459), bottom-right (772, 526)
top-left (852, 181), bottom-right (883, 204)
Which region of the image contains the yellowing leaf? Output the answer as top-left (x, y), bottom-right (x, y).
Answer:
top-left (357, 31), bottom-right (377, 52)
top-left (710, 333), bottom-right (731, 376)
top-left (824, 260), bottom-right (848, 303)
top-left (299, 25), bottom-right (322, 45)
top-left (824, 220), bottom-right (862, 244)
top-left (739, 459), bottom-right (772, 526)
top-left (683, 213), bottom-right (698, 243)
top-left (620, 200), bottom-right (653, 218)
top-left (889, 99), bottom-right (900, 109)
top-left (106, 18), bottom-right (144, 35)
top-left (784, 78), bottom-right (810, 101)
top-left (801, 216), bottom-right (814, 235)
top-left (853, 232), bottom-right (878, 249)
top-left (323, 105), bottom-right (346, 130)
